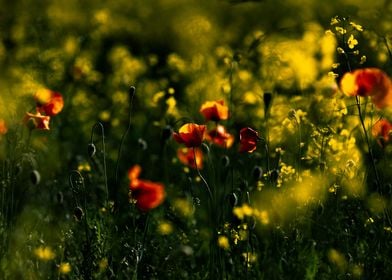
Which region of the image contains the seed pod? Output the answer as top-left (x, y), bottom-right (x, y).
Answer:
top-left (73, 206), bottom-right (84, 222)
top-left (270, 169), bottom-right (279, 182)
top-left (87, 143), bottom-right (96, 158)
top-left (56, 191), bottom-right (64, 204)
top-left (221, 155), bottom-right (230, 168)
top-left (228, 192), bottom-right (238, 207)
top-left (252, 166), bottom-right (263, 180)
top-left (30, 170), bottom-right (41, 185)
top-left (138, 138), bottom-right (148, 150)
top-left (263, 92), bottom-right (272, 116)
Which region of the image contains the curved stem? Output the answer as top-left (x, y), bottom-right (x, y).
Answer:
top-left (355, 96), bottom-right (381, 191)
top-left (193, 147), bottom-right (213, 203)
top-left (114, 86), bottom-right (136, 205)
top-left (90, 122), bottom-right (109, 205)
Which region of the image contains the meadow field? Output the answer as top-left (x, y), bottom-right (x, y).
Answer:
top-left (1, 0), bottom-right (392, 279)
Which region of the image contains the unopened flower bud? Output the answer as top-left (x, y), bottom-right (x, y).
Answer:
top-left (56, 191), bottom-right (64, 204)
top-left (221, 155), bottom-right (230, 168)
top-left (228, 193), bottom-right (238, 207)
top-left (129, 86), bottom-right (136, 99)
top-left (73, 206), bottom-right (84, 222)
top-left (30, 170), bottom-right (41, 185)
top-left (270, 169), bottom-right (279, 182)
top-left (138, 138), bottom-right (148, 150)
top-left (87, 143), bottom-right (96, 158)
top-left (252, 166), bottom-right (263, 180)
top-left (263, 92), bottom-right (272, 115)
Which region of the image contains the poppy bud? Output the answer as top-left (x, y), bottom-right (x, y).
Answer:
top-left (87, 143), bottom-right (96, 158)
top-left (252, 166), bottom-right (263, 180)
top-left (30, 170), bottom-right (41, 185)
top-left (228, 192), bottom-right (238, 207)
top-left (161, 125), bottom-right (173, 142)
top-left (270, 169), bottom-right (279, 182)
top-left (138, 138), bottom-right (148, 150)
top-left (263, 92), bottom-right (272, 116)
top-left (73, 206), bottom-right (84, 222)
top-left (129, 86), bottom-right (136, 99)
top-left (56, 191), bottom-right (64, 204)
top-left (221, 155), bottom-right (230, 168)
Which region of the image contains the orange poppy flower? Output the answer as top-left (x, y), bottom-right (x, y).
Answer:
top-left (239, 127), bottom-right (260, 153)
top-left (173, 123), bottom-right (206, 147)
top-left (35, 89), bottom-right (64, 116)
top-left (206, 125), bottom-right (234, 148)
top-left (340, 68), bottom-right (392, 108)
top-left (200, 100), bottom-right (229, 122)
top-left (177, 147), bottom-right (203, 169)
top-left (128, 165), bottom-right (165, 211)
top-left (0, 119), bottom-right (8, 135)
top-left (24, 112), bottom-right (50, 130)
top-left (372, 119), bottom-right (392, 147)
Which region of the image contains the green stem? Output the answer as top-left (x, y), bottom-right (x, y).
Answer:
top-left (355, 96), bottom-right (381, 191)
top-left (193, 147), bottom-right (213, 203)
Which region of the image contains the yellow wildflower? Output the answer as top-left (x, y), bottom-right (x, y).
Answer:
top-left (34, 246), bottom-right (55, 261)
top-left (347, 34), bottom-right (358, 49)
top-left (59, 262), bottom-right (71, 274)
top-left (217, 235), bottom-right (230, 250)
top-left (158, 221), bottom-right (173, 235)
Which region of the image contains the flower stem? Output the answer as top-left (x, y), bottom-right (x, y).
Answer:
top-left (355, 96), bottom-right (381, 191)
top-left (193, 147), bottom-right (214, 203)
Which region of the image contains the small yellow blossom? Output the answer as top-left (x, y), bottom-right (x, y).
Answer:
top-left (330, 16), bottom-right (340, 25)
top-left (158, 221), bottom-right (173, 235)
top-left (335, 27), bottom-right (346, 34)
top-left (328, 248), bottom-right (347, 271)
top-left (34, 246), bottom-right (56, 261)
top-left (99, 258), bottom-right (108, 271)
top-left (59, 262), bottom-right (71, 274)
top-left (218, 235), bottom-right (230, 250)
top-left (242, 252), bottom-right (257, 267)
top-left (350, 22), bottom-right (363, 31)
top-left (173, 198), bottom-right (193, 217)
top-left (347, 35), bottom-right (358, 49)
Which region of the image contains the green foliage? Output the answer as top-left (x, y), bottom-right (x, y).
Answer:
top-left (1, 0), bottom-right (392, 279)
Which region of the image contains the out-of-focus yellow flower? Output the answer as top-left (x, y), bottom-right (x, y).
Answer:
top-left (173, 198), bottom-right (193, 217)
top-left (59, 262), bottom-right (71, 274)
top-left (158, 221), bottom-right (173, 235)
top-left (99, 258), bottom-right (108, 271)
top-left (78, 162), bottom-right (91, 172)
top-left (242, 252), bottom-right (257, 267)
top-left (34, 246), bottom-right (55, 261)
top-left (233, 204), bottom-right (253, 220)
top-left (217, 235), bottom-right (230, 250)
top-left (328, 248), bottom-right (347, 271)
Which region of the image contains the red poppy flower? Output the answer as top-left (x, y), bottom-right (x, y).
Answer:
top-left (206, 125), bottom-right (234, 148)
top-left (372, 119), bottom-right (392, 147)
top-left (0, 119), bottom-right (7, 135)
top-left (35, 89), bottom-right (64, 116)
top-left (128, 165), bottom-right (165, 211)
top-left (200, 100), bottom-right (229, 122)
top-left (340, 68), bottom-right (392, 108)
top-left (173, 123), bottom-right (206, 147)
top-left (239, 127), bottom-right (260, 153)
top-left (24, 112), bottom-right (50, 130)
top-left (177, 147), bottom-right (203, 169)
